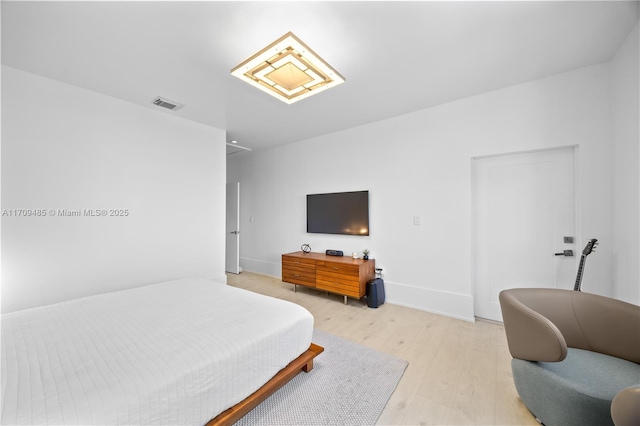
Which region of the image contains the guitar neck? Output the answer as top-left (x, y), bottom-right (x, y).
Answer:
top-left (574, 255), bottom-right (586, 291)
top-left (574, 239), bottom-right (597, 291)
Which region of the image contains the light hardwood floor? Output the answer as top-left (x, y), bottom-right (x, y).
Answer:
top-left (227, 271), bottom-right (538, 426)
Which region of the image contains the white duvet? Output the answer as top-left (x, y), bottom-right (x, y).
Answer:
top-left (1, 278), bottom-right (314, 425)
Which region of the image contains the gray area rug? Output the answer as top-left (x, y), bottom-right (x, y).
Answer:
top-left (235, 329), bottom-right (408, 426)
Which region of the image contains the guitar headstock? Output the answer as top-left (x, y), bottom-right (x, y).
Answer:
top-left (583, 238), bottom-right (598, 256)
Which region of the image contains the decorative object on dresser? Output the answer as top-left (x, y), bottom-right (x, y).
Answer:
top-left (282, 251), bottom-right (375, 305)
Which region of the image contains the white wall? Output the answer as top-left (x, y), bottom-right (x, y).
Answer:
top-left (612, 22), bottom-right (640, 305)
top-left (228, 63), bottom-right (615, 321)
top-left (1, 66), bottom-right (227, 313)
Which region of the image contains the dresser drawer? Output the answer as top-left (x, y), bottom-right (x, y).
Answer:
top-left (283, 255), bottom-right (316, 266)
top-left (315, 269), bottom-right (359, 286)
top-left (282, 271), bottom-right (316, 287)
top-left (282, 254), bottom-right (316, 287)
top-left (316, 279), bottom-right (360, 298)
top-left (282, 262), bottom-right (315, 275)
top-left (316, 262), bottom-right (359, 277)
top-left (282, 266), bottom-right (316, 287)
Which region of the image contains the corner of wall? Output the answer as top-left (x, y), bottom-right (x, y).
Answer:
top-left (611, 20), bottom-right (640, 305)
top-left (210, 274), bottom-right (228, 285)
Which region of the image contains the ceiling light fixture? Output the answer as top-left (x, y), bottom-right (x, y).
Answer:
top-left (231, 32), bottom-right (345, 105)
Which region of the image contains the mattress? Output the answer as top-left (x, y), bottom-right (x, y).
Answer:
top-left (1, 278), bottom-right (314, 425)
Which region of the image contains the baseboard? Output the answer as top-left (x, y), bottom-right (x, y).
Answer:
top-left (384, 280), bottom-right (475, 322)
top-left (238, 260), bottom-right (475, 322)
top-left (239, 257), bottom-right (281, 278)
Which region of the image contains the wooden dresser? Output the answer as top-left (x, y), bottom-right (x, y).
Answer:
top-left (282, 251), bottom-right (375, 304)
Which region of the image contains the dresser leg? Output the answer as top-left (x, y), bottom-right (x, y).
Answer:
top-left (344, 295), bottom-right (347, 305)
top-left (294, 284), bottom-right (297, 293)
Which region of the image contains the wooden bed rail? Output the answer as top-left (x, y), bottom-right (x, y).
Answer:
top-left (207, 343), bottom-right (324, 425)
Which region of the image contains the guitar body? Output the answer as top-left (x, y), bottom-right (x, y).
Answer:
top-left (574, 239), bottom-right (598, 291)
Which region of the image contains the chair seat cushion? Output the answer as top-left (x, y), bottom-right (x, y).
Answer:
top-left (512, 348), bottom-right (640, 426)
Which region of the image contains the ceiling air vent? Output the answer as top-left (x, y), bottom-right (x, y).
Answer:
top-left (151, 96), bottom-right (184, 111)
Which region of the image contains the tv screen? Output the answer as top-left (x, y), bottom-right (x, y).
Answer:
top-left (307, 191), bottom-right (369, 236)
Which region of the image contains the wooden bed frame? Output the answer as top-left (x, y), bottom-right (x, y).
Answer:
top-left (206, 343), bottom-right (324, 425)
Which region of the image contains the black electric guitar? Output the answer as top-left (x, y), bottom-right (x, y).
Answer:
top-left (574, 239), bottom-right (598, 291)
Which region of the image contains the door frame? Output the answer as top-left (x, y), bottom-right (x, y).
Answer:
top-left (226, 182), bottom-right (240, 274)
top-left (470, 145), bottom-right (581, 320)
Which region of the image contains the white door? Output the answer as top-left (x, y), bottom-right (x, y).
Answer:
top-left (226, 182), bottom-right (240, 274)
top-left (474, 147), bottom-right (576, 321)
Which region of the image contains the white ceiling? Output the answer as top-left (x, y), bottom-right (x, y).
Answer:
top-left (2, 1), bottom-right (638, 155)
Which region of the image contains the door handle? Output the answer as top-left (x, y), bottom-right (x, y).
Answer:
top-left (230, 231), bottom-right (239, 235)
top-left (554, 250), bottom-right (573, 257)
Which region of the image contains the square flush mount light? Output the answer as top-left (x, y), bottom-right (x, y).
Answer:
top-left (231, 32), bottom-right (345, 104)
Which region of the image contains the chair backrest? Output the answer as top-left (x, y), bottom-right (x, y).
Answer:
top-left (499, 288), bottom-right (640, 364)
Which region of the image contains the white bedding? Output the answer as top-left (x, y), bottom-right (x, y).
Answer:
top-left (1, 278), bottom-right (314, 425)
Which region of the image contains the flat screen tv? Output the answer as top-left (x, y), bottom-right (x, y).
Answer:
top-left (307, 190), bottom-right (369, 236)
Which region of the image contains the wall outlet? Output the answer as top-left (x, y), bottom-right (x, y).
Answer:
top-left (413, 216), bottom-right (421, 225)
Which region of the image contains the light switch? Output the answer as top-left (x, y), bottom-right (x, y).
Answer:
top-left (413, 216), bottom-right (421, 225)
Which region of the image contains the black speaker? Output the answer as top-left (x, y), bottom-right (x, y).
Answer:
top-left (325, 250), bottom-right (344, 256)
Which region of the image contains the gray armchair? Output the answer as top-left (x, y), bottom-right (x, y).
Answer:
top-left (499, 288), bottom-right (640, 426)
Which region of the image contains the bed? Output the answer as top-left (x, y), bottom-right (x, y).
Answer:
top-left (1, 278), bottom-right (320, 425)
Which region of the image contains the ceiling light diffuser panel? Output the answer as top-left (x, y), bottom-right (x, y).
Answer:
top-left (231, 32), bottom-right (345, 104)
